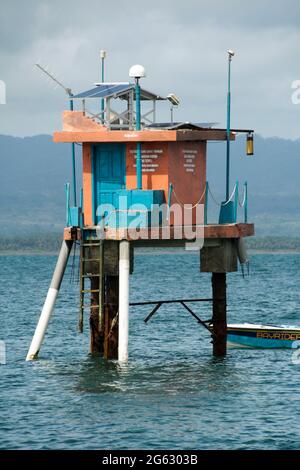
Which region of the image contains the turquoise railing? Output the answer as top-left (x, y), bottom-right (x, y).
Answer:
top-left (166, 182), bottom-right (173, 221)
top-left (205, 181), bottom-right (248, 225)
top-left (167, 180), bottom-right (247, 225)
top-left (67, 181), bottom-right (248, 229)
top-left (65, 183), bottom-right (70, 226)
top-left (204, 182), bottom-right (209, 225)
top-left (65, 183), bottom-right (84, 227)
top-left (244, 182), bottom-right (248, 223)
top-left (79, 187), bottom-right (84, 228)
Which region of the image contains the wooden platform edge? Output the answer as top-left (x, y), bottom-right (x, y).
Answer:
top-left (63, 223), bottom-right (254, 241)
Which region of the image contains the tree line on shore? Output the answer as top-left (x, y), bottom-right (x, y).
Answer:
top-left (1, 234), bottom-right (300, 253)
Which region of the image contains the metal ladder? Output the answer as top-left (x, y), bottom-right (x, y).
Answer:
top-left (79, 239), bottom-right (104, 332)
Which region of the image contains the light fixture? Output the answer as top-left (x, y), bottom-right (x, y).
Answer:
top-left (246, 132), bottom-right (254, 156)
top-left (100, 50), bottom-right (106, 59)
top-left (167, 93), bottom-right (180, 106)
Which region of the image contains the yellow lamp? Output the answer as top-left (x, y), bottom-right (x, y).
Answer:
top-left (246, 132), bottom-right (254, 156)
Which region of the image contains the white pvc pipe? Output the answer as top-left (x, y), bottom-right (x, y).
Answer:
top-left (237, 237), bottom-right (248, 264)
top-left (118, 240), bottom-right (130, 362)
top-left (26, 240), bottom-right (73, 361)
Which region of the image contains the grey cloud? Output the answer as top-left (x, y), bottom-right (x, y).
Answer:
top-left (1, 0), bottom-right (300, 138)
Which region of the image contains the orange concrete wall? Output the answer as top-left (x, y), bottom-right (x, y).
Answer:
top-left (168, 141), bottom-right (206, 225)
top-left (82, 143), bottom-right (93, 226)
top-left (62, 111), bottom-right (106, 132)
top-left (81, 141), bottom-right (206, 227)
top-left (126, 142), bottom-right (169, 202)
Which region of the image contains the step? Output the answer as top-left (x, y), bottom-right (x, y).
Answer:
top-left (81, 243), bottom-right (101, 247)
top-left (81, 289), bottom-right (100, 293)
top-left (82, 274), bottom-right (100, 278)
top-left (81, 305), bottom-right (100, 309)
top-left (82, 258), bottom-right (101, 262)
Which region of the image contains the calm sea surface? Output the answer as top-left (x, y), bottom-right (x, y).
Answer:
top-left (0, 251), bottom-right (300, 450)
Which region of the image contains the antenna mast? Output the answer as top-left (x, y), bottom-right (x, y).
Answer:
top-left (35, 63), bottom-right (77, 206)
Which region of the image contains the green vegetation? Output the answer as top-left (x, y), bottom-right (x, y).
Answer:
top-left (1, 234), bottom-right (300, 254)
top-left (0, 233), bottom-right (63, 253)
top-left (246, 237), bottom-right (300, 251)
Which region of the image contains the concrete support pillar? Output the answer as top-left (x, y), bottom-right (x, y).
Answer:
top-left (88, 240), bottom-right (128, 360)
top-left (90, 276), bottom-right (104, 355)
top-left (103, 276), bottom-right (119, 359)
top-left (90, 277), bottom-right (119, 359)
top-left (26, 240), bottom-right (73, 361)
top-left (212, 272), bottom-right (227, 356)
top-left (118, 240), bottom-right (130, 362)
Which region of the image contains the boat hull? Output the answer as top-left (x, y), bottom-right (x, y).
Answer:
top-left (227, 324), bottom-right (300, 349)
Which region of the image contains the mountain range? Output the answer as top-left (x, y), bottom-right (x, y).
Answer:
top-left (1, 133), bottom-right (300, 237)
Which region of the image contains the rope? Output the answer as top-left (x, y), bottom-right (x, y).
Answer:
top-left (238, 186), bottom-right (246, 207)
top-left (172, 186), bottom-right (206, 209)
top-left (75, 241), bottom-right (81, 284)
top-left (222, 185), bottom-right (237, 206)
top-left (69, 242), bottom-right (77, 284)
top-left (208, 185), bottom-right (222, 206)
top-left (107, 312), bottom-right (119, 339)
top-left (208, 184), bottom-right (236, 207)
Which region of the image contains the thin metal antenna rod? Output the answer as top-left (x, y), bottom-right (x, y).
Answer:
top-left (35, 63), bottom-right (77, 206)
top-left (35, 63), bottom-right (72, 96)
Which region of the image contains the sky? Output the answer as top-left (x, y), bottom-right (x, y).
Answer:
top-left (1, 0), bottom-right (300, 139)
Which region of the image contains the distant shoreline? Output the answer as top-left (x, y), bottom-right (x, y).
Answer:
top-left (1, 248), bottom-right (300, 256)
top-left (0, 250), bottom-right (59, 256)
top-left (248, 249), bottom-right (300, 254)
top-left (3, 235), bottom-right (300, 255)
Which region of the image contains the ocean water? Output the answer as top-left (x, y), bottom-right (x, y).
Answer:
top-left (0, 250), bottom-right (300, 450)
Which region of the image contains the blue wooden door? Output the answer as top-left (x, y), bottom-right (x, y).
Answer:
top-left (93, 143), bottom-right (125, 223)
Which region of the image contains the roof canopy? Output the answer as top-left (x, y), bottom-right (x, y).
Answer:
top-left (71, 82), bottom-right (166, 101)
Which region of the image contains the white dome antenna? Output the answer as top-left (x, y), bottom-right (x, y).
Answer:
top-left (129, 64), bottom-right (146, 79)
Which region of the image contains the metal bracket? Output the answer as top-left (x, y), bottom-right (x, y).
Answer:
top-left (130, 298), bottom-right (214, 335)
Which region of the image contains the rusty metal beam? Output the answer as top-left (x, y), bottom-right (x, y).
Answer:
top-left (212, 273), bottom-right (227, 356)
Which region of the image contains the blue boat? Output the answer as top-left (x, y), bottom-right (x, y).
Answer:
top-left (227, 323), bottom-right (300, 349)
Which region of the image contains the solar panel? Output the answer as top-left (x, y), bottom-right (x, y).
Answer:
top-left (145, 122), bottom-right (218, 130)
top-left (72, 83), bottom-right (166, 101)
top-left (72, 83), bottom-right (133, 99)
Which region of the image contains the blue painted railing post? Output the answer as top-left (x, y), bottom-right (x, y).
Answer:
top-left (204, 181), bottom-right (208, 225)
top-left (166, 182), bottom-right (173, 221)
top-left (80, 187), bottom-right (84, 228)
top-left (135, 78), bottom-right (142, 189)
top-left (65, 183), bottom-right (70, 226)
top-left (167, 182), bottom-right (173, 208)
top-left (69, 97), bottom-right (77, 207)
top-left (234, 180), bottom-right (239, 222)
top-left (226, 57), bottom-right (231, 200)
top-left (225, 51), bottom-right (234, 201)
top-left (100, 50), bottom-right (106, 124)
top-left (244, 181), bottom-right (248, 223)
